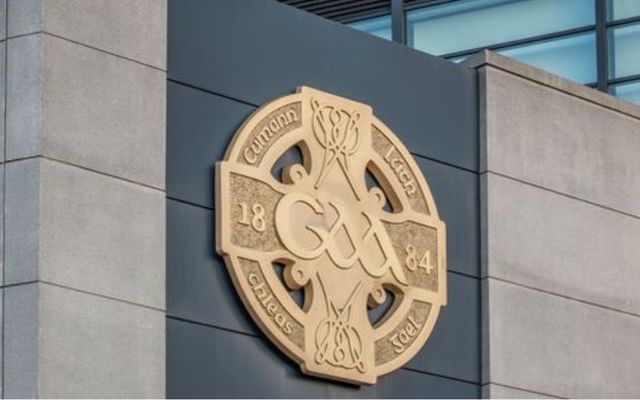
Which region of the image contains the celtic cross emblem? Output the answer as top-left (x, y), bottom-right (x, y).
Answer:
top-left (216, 87), bottom-right (446, 385)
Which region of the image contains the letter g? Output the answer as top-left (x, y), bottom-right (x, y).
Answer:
top-left (275, 193), bottom-right (328, 260)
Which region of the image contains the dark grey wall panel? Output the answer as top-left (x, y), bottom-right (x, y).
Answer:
top-left (406, 271), bottom-right (479, 383)
top-left (166, 198), bottom-right (253, 334)
top-left (168, 0), bottom-right (478, 171)
top-left (167, 318), bottom-right (480, 399)
top-left (167, 199), bottom-right (479, 383)
top-left (417, 157), bottom-right (479, 277)
top-left (166, 81), bottom-right (254, 208)
top-left (167, 0), bottom-right (480, 396)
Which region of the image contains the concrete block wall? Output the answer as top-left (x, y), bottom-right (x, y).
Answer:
top-left (466, 51), bottom-right (640, 398)
top-left (2, 1), bottom-right (167, 397)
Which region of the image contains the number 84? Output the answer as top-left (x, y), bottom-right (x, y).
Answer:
top-left (404, 244), bottom-right (434, 275)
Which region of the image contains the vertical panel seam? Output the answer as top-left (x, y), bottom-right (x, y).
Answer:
top-left (475, 65), bottom-right (486, 396)
top-left (2, 1), bottom-right (8, 396)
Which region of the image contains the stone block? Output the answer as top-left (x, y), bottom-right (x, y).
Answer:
top-left (43, 0), bottom-right (166, 69)
top-left (0, 163), bottom-right (4, 283)
top-left (39, 158), bottom-right (165, 309)
top-left (6, 34), bottom-right (165, 188)
top-left (5, 158), bottom-right (164, 309)
top-left (467, 51), bottom-right (640, 120)
top-left (38, 283), bottom-right (165, 398)
top-left (4, 283), bottom-right (39, 398)
top-left (5, 158), bottom-right (40, 284)
top-left (0, 0), bottom-right (6, 41)
top-left (42, 34), bottom-right (165, 188)
top-left (0, 289), bottom-right (3, 393)
top-left (8, 0), bottom-right (166, 68)
top-left (7, 0), bottom-right (41, 37)
top-left (485, 279), bottom-right (640, 398)
top-left (483, 173), bottom-right (640, 315)
top-left (482, 383), bottom-right (554, 399)
top-left (0, 41), bottom-right (5, 163)
top-left (481, 66), bottom-right (640, 217)
top-left (6, 34), bottom-right (42, 160)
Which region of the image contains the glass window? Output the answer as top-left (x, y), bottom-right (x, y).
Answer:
top-left (607, 0), bottom-right (640, 21)
top-left (499, 32), bottom-right (597, 84)
top-left (608, 23), bottom-right (640, 78)
top-left (407, 0), bottom-right (594, 56)
top-left (349, 15), bottom-right (392, 41)
top-left (611, 80), bottom-right (640, 105)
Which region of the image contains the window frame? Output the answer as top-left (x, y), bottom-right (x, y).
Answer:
top-left (348, 0), bottom-right (640, 96)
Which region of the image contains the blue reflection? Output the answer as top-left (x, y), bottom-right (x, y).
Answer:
top-left (607, 0), bottom-right (640, 21)
top-left (499, 33), bottom-right (596, 84)
top-left (407, 0), bottom-right (594, 56)
top-left (609, 23), bottom-right (640, 79)
top-left (349, 15), bottom-right (392, 41)
top-left (448, 56), bottom-right (469, 63)
top-left (612, 80), bottom-right (640, 105)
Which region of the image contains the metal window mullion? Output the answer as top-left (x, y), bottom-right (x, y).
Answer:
top-left (596, 0), bottom-right (609, 92)
top-left (606, 15), bottom-right (640, 28)
top-left (391, 0), bottom-right (406, 44)
top-left (608, 72), bottom-right (640, 85)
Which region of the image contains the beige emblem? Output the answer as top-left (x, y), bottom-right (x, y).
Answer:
top-left (216, 87), bottom-right (446, 385)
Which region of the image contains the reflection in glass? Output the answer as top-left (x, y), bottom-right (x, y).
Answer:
top-left (499, 33), bottom-right (596, 84)
top-left (448, 56), bottom-right (468, 63)
top-left (612, 80), bottom-right (640, 105)
top-left (608, 23), bottom-right (640, 78)
top-left (407, 0), bottom-right (594, 56)
top-left (607, 0), bottom-right (640, 21)
top-left (349, 15), bottom-right (392, 41)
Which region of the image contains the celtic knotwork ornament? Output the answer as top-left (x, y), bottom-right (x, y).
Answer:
top-left (216, 87), bottom-right (446, 385)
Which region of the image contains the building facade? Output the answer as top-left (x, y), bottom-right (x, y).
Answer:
top-left (343, 0), bottom-right (640, 105)
top-left (1, 0), bottom-right (639, 398)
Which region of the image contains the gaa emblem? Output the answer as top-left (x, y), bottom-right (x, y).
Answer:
top-left (216, 87), bottom-right (446, 385)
